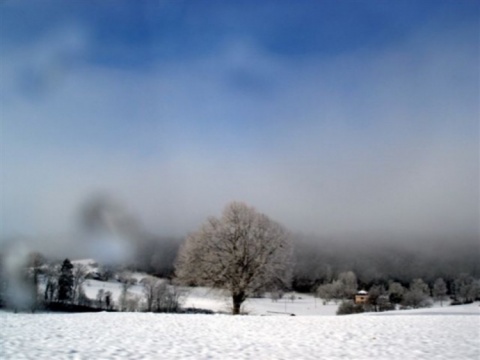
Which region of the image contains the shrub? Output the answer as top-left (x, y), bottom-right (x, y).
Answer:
top-left (336, 300), bottom-right (364, 315)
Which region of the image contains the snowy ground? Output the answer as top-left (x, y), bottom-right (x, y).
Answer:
top-left (72, 259), bottom-right (474, 318)
top-left (1, 304), bottom-right (479, 360)
top-left (19, 260), bottom-right (477, 359)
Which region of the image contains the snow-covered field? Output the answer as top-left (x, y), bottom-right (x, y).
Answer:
top-left (1, 304), bottom-right (479, 360)
top-left (182, 286), bottom-right (339, 315)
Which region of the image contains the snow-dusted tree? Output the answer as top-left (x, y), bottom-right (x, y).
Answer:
top-left (388, 281), bottom-right (405, 305)
top-left (316, 283), bottom-right (333, 304)
top-left (315, 272), bottom-right (357, 304)
top-left (402, 278), bottom-right (431, 309)
top-left (432, 277), bottom-right (448, 306)
top-left (316, 281), bottom-right (343, 304)
top-left (337, 271), bottom-right (358, 299)
top-left (175, 202), bottom-right (293, 315)
top-left (367, 284), bottom-right (387, 312)
top-left (57, 259), bottom-right (74, 302)
top-left (453, 274), bottom-right (480, 303)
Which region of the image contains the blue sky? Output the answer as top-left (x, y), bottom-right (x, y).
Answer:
top-left (0, 1), bottom-right (478, 250)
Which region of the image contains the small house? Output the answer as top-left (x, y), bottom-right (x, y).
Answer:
top-left (354, 290), bottom-right (368, 304)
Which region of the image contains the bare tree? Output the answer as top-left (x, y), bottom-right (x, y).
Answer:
top-left (43, 263), bottom-right (59, 304)
top-left (141, 276), bottom-right (183, 313)
top-left (175, 202), bottom-right (293, 315)
top-left (118, 274), bottom-right (135, 312)
top-left (337, 271), bottom-right (358, 299)
top-left (27, 252), bottom-right (45, 301)
top-left (72, 264), bottom-right (88, 304)
top-left (96, 289), bottom-right (105, 309)
top-left (152, 281), bottom-right (183, 313)
top-left (141, 276), bottom-right (158, 312)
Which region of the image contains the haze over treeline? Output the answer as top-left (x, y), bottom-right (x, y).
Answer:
top-left (2, 193), bottom-right (477, 295)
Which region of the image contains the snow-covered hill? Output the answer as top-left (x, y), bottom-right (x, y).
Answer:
top-left (67, 259), bottom-right (339, 315)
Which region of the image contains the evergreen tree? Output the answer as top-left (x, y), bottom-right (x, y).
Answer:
top-left (57, 259), bottom-right (74, 302)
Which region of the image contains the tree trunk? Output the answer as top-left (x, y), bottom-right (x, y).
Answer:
top-left (232, 292), bottom-right (245, 315)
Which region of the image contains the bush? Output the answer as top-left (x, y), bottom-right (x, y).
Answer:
top-left (336, 300), bottom-right (365, 315)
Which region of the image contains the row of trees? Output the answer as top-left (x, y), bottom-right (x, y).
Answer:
top-left (0, 254), bottom-right (184, 313)
top-left (315, 271), bottom-right (480, 315)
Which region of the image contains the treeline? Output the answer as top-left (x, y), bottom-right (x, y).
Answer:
top-left (295, 234), bottom-right (479, 292)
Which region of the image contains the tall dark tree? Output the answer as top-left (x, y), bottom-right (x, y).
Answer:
top-left (57, 259), bottom-right (74, 302)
